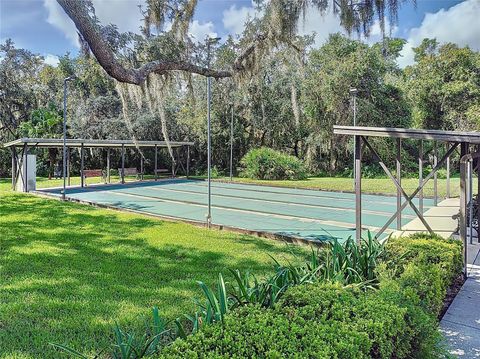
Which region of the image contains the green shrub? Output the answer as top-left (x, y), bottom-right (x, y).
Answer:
top-left (240, 147), bottom-right (307, 180)
top-left (279, 283), bottom-right (411, 358)
top-left (375, 279), bottom-right (441, 358)
top-left (160, 234), bottom-right (461, 358)
top-left (161, 305), bottom-right (371, 359)
top-left (383, 233), bottom-right (463, 290)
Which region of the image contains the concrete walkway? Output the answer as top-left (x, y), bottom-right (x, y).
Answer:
top-left (440, 242), bottom-right (480, 357)
top-left (392, 197), bottom-right (459, 239)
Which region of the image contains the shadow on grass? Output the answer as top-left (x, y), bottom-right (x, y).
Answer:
top-left (0, 193), bottom-right (303, 358)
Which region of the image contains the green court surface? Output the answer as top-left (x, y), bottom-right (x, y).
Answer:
top-left (38, 179), bottom-right (434, 242)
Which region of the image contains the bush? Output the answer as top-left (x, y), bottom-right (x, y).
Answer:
top-left (161, 304), bottom-right (371, 359)
top-left (160, 234), bottom-right (462, 358)
top-left (383, 233), bottom-right (463, 289)
top-left (240, 147), bottom-right (308, 180)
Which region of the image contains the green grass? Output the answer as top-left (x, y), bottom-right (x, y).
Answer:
top-left (205, 176), bottom-right (468, 198)
top-left (0, 180), bottom-right (307, 358)
top-left (1, 174), bottom-right (467, 198)
top-left (0, 173), bottom-right (466, 357)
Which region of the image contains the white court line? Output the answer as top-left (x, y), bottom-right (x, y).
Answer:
top-left (99, 189), bottom-right (394, 234)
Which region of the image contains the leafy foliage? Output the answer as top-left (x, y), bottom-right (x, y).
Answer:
top-left (51, 307), bottom-right (169, 358)
top-left (240, 147), bottom-right (308, 180)
top-left (161, 234), bottom-right (461, 358)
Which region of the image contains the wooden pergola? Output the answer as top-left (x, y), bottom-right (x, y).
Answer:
top-left (3, 138), bottom-right (194, 191)
top-left (334, 126), bottom-right (480, 275)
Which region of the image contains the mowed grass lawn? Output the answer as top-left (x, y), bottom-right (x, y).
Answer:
top-left (0, 179), bottom-right (307, 358)
top-left (211, 176), bottom-right (468, 198)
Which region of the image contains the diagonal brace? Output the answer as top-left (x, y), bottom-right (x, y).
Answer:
top-left (373, 141), bottom-right (459, 238)
top-left (361, 137), bottom-right (433, 236)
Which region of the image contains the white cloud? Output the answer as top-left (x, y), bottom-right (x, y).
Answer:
top-left (43, 0), bottom-right (146, 48)
top-left (398, 0), bottom-right (480, 68)
top-left (188, 20), bottom-right (217, 42)
top-left (91, 0), bottom-right (145, 34)
top-left (297, 7), bottom-right (345, 47)
top-left (43, 0), bottom-right (79, 47)
top-left (44, 54), bottom-right (60, 66)
top-left (222, 3), bottom-right (261, 36)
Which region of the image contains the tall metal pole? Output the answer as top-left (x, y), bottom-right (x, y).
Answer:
top-left (230, 103), bottom-right (234, 181)
top-left (433, 141), bottom-right (438, 206)
top-left (207, 75), bottom-right (212, 227)
top-left (350, 88), bottom-right (358, 188)
top-left (468, 161), bottom-right (473, 244)
top-left (62, 77), bottom-right (73, 200)
top-left (354, 135), bottom-right (362, 242)
top-left (419, 140), bottom-right (424, 213)
top-left (396, 138), bottom-right (402, 230)
top-left (205, 37), bottom-right (220, 227)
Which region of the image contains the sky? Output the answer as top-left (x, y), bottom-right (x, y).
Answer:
top-left (0, 0), bottom-right (479, 68)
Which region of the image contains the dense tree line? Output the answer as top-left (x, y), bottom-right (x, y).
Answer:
top-left (0, 34), bottom-right (479, 178)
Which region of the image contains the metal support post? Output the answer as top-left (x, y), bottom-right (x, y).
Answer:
top-left (67, 147), bottom-right (71, 186)
top-left (80, 144), bottom-right (85, 187)
top-left (354, 135), bottom-right (362, 242)
top-left (419, 140), bottom-right (424, 213)
top-left (11, 147), bottom-right (17, 191)
top-left (186, 146), bottom-right (190, 179)
top-left (121, 144), bottom-right (125, 184)
top-left (433, 141), bottom-right (438, 205)
top-left (24, 144), bottom-right (28, 192)
top-left (106, 148), bottom-right (111, 183)
top-left (230, 104), bottom-right (234, 181)
top-left (396, 138), bottom-right (402, 230)
top-left (446, 143), bottom-right (451, 198)
top-left (154, 145), bottom-right (158, 181)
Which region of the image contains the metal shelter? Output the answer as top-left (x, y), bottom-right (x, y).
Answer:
top-left (333, 126), bottom-right (480, 276)
top-left (3, 138), bottom-right (194, 191)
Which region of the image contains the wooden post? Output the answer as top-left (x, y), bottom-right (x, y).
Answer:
top-left (121, 144), bottom-right (125, 184)
top-left (140, 153), bottom-right (144, 180)
top-left (107, 148), bottom-right (111, 183)
top-left (419, 140), bottom-right (423, 213)
top-left (80, 144), bottom-right (85, 187)
top-left (354, 135), bottom-right (362, 242)
top-left (186, 146), bottom-right (190, 179)
top-left (154, 144), bottom-right (158, 181)
top-left (446, 143), bottom-right (451, 198)
top-left (433, 141), bottom-right (438, 206)
top-left (396, 138), bottom-right (402, 230)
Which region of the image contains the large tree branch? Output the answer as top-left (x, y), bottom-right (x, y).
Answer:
top-left (57, 0), bottom-right (232, 84)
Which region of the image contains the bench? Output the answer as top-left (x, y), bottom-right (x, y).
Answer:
top-left (83, 169), bottom-right (106, 185)
top-left (118, 167), bottom-right (141, 181)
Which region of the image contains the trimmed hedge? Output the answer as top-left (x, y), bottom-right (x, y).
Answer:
top-left (240, 147), bottom-right (308, 180)
top-left (160, 234), bottom-right (462, 358)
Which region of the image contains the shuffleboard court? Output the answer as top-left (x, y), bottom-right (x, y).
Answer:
top-left (37, 179), bottom-right (434, 242)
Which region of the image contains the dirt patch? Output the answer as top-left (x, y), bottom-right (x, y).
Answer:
top-left (440, 274), bottom-right (466, 319)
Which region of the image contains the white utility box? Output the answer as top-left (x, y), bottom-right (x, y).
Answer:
top-left (16, 154), bottom-right (36, 192)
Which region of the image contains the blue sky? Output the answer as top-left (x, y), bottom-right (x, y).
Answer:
top-left (1, 0), bottom-right (478, 67)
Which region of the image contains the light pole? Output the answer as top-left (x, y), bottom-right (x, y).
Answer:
top-left (350, 88), bottom-right (358, 186)
top-left (206, 36), bottom-right (221, 227)
top-left (230, 102), bottom-right (234, 181)
top-left (62, 76), bottom-right (75, 201)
